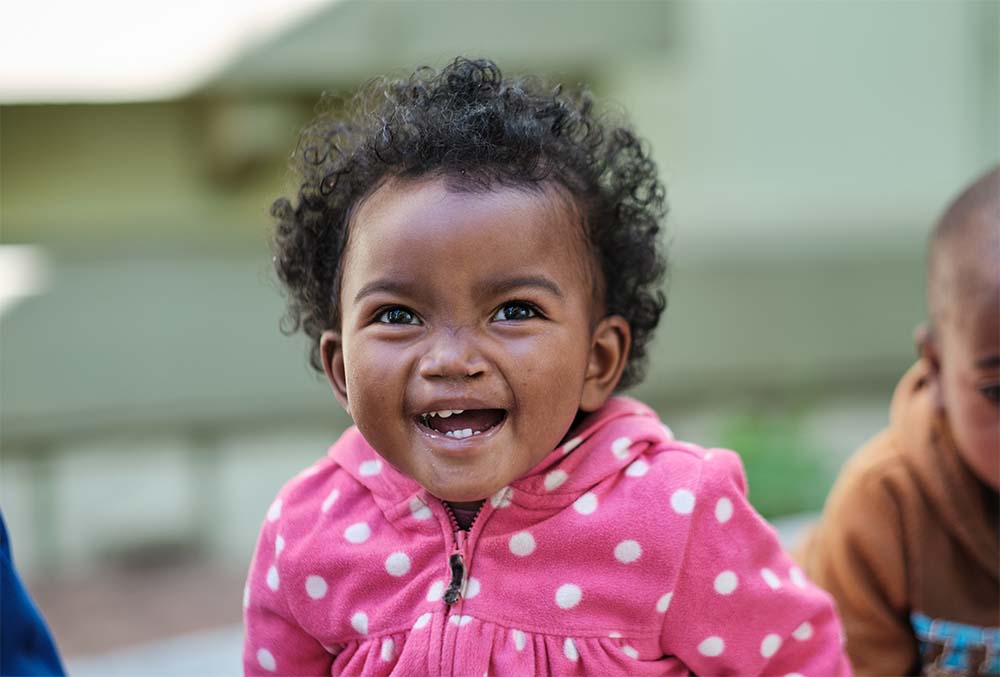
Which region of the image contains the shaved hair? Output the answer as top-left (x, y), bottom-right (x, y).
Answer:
top-left (927, 166), bottom-right (1000, 329)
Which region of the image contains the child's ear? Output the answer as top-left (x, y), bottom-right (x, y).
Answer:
top-left (580, 314), bottom-right (631, 412)
top-left (915, 323), bottom-right (944, 410)
top-left (320, 329), bottom-right (351, 414)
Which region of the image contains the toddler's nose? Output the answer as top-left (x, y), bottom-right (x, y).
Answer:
top-left (417, 329), bottom-right (488, 380)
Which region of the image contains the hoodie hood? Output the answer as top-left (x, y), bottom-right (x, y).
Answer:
top-left (893, 360), bottom-right (999, 582)
top-left (328, 396), bottom-right (675, 516)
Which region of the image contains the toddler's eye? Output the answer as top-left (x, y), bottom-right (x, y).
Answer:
top-left (377, 307), bottom-right (419, 325)
top-left (979, 384), bottom-right (1000, 405)
top-left (493, 302), bottom-right (537, 322)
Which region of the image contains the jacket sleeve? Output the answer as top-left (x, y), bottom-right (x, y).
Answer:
top-left (243, 498), bottom-right (334, 676)
top-left (661, 449), bottom-right (851, 676)
top-left (798, 443), bottom-right (918, 676)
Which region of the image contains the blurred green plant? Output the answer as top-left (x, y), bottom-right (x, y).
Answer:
top-left (717, 412), bottom-right (833, 519)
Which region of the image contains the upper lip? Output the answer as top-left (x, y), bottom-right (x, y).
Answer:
top-left (411, 397), bottom-right (508, 417)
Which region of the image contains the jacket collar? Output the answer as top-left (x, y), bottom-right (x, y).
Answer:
top-left (893, 360), bottom-right (999, 580)
top-left (328, 396), bottom-right (675, 517)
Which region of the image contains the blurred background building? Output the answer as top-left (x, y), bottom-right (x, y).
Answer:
top-left (1, 0), bottom-right (997, 673)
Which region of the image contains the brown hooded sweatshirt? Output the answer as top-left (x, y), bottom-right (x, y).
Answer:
top-left (798, 361), bottom-right (999, 676)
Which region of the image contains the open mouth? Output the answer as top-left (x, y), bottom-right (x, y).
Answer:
top-left (416, 409), bottom-right (507, 439)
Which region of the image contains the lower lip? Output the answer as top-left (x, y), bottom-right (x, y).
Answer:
top-left (413, 415), bottom-right (507, 454)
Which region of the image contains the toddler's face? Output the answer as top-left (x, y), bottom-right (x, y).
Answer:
top-left (322, 177), bottom-right (627, 505)
top-left (933, 286), bottom-right (1000, 490)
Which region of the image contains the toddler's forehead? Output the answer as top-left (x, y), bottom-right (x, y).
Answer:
top-left (350, 175), bottom-right (601, 283)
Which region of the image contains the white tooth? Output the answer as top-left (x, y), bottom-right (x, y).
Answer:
top-left (452, 410), bottom-right (464, 416)
top-left (463, 428), bottom-right (473, 438)
top-left (445, 431), bottom-right (457, 438)
top-left (473, 430), bottom-right (481, 435)
top-left (437, 410), bottom-right (452, 418)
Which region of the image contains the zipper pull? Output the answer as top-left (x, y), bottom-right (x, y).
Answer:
top-left (444, 552), bottom-right (465, 605)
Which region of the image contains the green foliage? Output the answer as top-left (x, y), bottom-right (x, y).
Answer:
top-left (717, 412), bottom-right (833, 519)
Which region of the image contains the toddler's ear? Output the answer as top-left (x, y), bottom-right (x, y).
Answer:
top-left (915, 323), bottom-right (944, 410)
top-left (580, 315), bottom-right (631, 412)
top-left (320, 330), bottom-right (351, 414)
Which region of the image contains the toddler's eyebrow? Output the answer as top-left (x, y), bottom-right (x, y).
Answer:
top-left (476, 275), bottom-right (564, 299)
top-left (352, 275), bottom-right (564, 304)
top-left (354, 279), bottom-right (413, 303)
top-left (975, 355), bottom-right (1000, 369)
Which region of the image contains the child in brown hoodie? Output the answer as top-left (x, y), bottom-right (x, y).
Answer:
top-left (798, 166), bottom-right (999, 676)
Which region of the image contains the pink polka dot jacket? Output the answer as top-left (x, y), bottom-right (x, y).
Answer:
top-left (243, 398), bottom-right (851, 675)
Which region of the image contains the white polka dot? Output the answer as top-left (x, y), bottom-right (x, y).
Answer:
top-left (697, 636), bottom-right (724, 657)
top-left (344, 522), bottom-right (371, 543)
top-left (385, 552), bottom-right (411, 577)
top-left (449, 615), bottom-right (472, 626)
top-left (614, 540), bottom-right (642, 563)
top-left (413, 612), bottom-right (432, 629)
top-left (572, 492), bottom-right (598, 515)
top-left (544, 470), bottom-right (568, 491)
top-left (512, 629), bottom-right (526, 651)
top-left (562, 437), bottom-right (582, 454)
top-left (351, 611), bottom-right (368, 634)
top-left (786, 673), bottom-right (805, 677)
top-left (670, 489), bottom-right (695, 514)
top-left (661, 423), bottom-right (675, 439)
top-left (427, 580), bottom-right (445, 601)
top-left (243, 585), bottom-right (250, 609)
top-left (715, 497), bottom-right (733, 523)
top-left (509, 532), bottom-right (536, 556)
top-left (305, 575), bottom-right (328, 599)
top-left (409, 496), bottom-right (432, 520)
top-left (564, 637), bottom-right (579, 661)
top-left (465, 577), bottom-right (481, 599)
top-left (705, 451), bottom-right (715, 460)
top-left (625, 459), bottom-right (649, 477)
top-left (623, 646), bottom-right (639, 659)
top-left (792, 622), bottom-right (813, 641)
top-left (761, 634), bottom-right (782, 658)
top-left (274, 535), bottom-right (285, 557)
top-left (257, 648), bottom-right (276, 672)
top-left (266, 565), bottom-right (279, 591)
top-left (609, 631), bottom-right (622, 638)
top-left (761, 568), bottom-right (782, 590)
top-left (656, 592), bottom-right (673, 613)
top-left (714, 570), bottom-right (738, 595)
top-left (359, 459), bottom-right (382, 476)
top-left (490, 487), bottom-right (513, 508)
top-left (380, 637), bottom-right (394, 661)
top-left (790, 566), bottom-right (807, 588)
top-left (322, 489), bottom-right (340, 513)
top-left (555, 583), bottom-right (582, 609)
top-left (267, 499), bottom-right (282, 522)
top-left (611, 436), bottom-right (632, 459)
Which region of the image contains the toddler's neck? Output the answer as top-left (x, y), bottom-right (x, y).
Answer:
top-left (445, 500), bottom-right (485, 531)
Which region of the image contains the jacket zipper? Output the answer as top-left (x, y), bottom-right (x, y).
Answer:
top-left (441, 502), bottom-right (478, 605)
top-left (438, 501), bottom-right (484, 675)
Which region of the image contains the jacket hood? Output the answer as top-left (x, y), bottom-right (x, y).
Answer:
top-left (328, 396), bottom-right (675, 514)
top-left (892, 360), bottom-right (999, 581)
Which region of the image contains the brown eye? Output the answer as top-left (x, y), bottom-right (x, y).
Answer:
top-left (377, 307), bottom-right (419, 325)
top-left (979, 384), bottom-right (1000, 405)
top-left (493, 302), bottom-right (537, 322)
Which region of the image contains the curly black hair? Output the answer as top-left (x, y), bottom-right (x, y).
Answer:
top-left (272, 57), bottom-right (667, 390)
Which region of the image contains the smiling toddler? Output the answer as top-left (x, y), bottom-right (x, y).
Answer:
top-left (243, 58), bottom-right (849, 676)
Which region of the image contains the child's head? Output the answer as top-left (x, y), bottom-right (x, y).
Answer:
top-left (272, 58), bottom-right (667, 503)
top-left (919, 166), bottom-right (999, 490)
